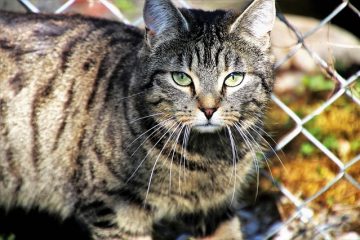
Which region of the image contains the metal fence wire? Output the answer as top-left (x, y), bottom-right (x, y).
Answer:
top-left (7, 0), bottom-right (360, 239)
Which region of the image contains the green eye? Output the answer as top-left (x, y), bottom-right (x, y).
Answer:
top-left (224, 72), bottom-right (245, 87)
top-left (171, 72), bottom-right (192, 86)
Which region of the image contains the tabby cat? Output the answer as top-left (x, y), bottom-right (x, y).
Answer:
top-left (0, 0), bottom-right (275, 239)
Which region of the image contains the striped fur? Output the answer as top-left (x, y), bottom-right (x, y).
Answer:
top-left (0, 0), bottom-right (275, 239)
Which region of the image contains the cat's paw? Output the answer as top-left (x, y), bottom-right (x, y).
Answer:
top-left (127, 236), bottom-right (152, 240)
top-left (193, 217), bottom-right (243, 240)
top-left (93, 234), bottom-right (152, 240)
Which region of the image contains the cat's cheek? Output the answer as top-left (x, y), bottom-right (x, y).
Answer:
top-left (193, 110), bottom-right (208, 125)
top-left (209, 111), bottom-right (223, 126)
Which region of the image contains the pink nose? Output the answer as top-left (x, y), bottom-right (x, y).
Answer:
top-left (200, 108), bottom-right (217, 120)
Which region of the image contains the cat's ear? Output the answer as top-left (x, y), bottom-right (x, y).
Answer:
top-left (144, 0), bottom-right (189, 45)
top-left (229, 0), bottom-right (275, 40)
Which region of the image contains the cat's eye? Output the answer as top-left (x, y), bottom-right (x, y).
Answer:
top-left (171, 72), bottom-right (192, 86)
top-left (224, 72), bottom-right (245, 87)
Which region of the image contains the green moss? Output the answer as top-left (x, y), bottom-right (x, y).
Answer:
top-left (323, 135), bottom-right (339, 151)
top-left (349, 79), bottom-right (360, 99)
top-left (115, 0), bottom-right (136, 12)
top-left (326, 196), bottom-right (335, 207)
top-left (350, 139), bottom-right (360, 152)
top-left (302, 75), bottom-right (335, 92)
top-left (307, 125), bottom-right (322, 138)
top-left (0, 234), bottom-right (15, 240)
top-left (300, 142), bottom-right (316, 156)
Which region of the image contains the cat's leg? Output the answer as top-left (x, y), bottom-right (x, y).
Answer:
top-left (88, 225), bottom-right (152, 240)
top-left (79, 202), bottom-right (153, 240)
top-left (196, 217), bottom-right (243, 240)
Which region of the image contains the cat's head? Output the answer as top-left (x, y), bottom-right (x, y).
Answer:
top-left (138, 0), bottom-right (275, 133)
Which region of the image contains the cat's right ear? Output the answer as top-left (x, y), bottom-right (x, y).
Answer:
top-left (144, 0), bottom-right (189, 46)
top-left (229, 0), bottom-right (275, 46)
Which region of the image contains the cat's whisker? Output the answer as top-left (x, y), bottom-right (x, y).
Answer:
top-left (118, 88), bottom-right (154, 101)
top-left (224, 127), bottom-right (235, 184)
top-left (252, 124), bottom-right (287, 171)
top-left (241, 117), bottom-right (286, 172)
top-left (182, 126), bottom-right (191, 181)
top-left (130, 112), bottom-right (166, 123)
top-left (226, 126), bottom-right (238, 205)
top-left (145, 122), bottom-right (181, 203)
top-left (128, 117), bottom-right (174, 154)
top-left (168, 124), bottom-right (186, 194)
top-left (248, 124), bottom-right (284, 170)
top-left (129, 124), bottom-right (166, 157)
top-left (126, 120), bottom-right (177, 183)
top-left (242, 126), bottom-right (275, 183)
top-left (248, 116), bottom-right (286, 159)
top-left (234, 123), bottom-right (260, 201)
top-left (178, 125), bottom-right (188, 194)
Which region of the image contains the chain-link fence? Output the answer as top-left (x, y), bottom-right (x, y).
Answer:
top-left (1, 0), bottom-right (359, 239)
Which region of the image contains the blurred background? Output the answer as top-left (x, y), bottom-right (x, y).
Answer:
top-left (0, 0), bottom-right (359, 240)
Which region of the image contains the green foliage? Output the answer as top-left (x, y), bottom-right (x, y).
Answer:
top-left (350, 79), bottom-right (360, 99)
top-left (307, 126), bottom-right (322, 138)
top-left (316, 165), bottom-right (327, 177)
top-left (351, 139), bottom-right (360, 152)
top-left (0, 234), bottom-right (15, 240)
top-left (302, 75), bottom-right (335, 92)
top-left (115, 0), bottom-right (136, 12)
top-left (300, 142), bottom-right (316, 156)
top-left (326, 196), bottom-right (335, 207)
top-left (323, 135), bottom-right (338, 151)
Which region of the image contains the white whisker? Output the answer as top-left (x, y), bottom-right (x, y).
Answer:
top-left (126, 121), bottom-right (176, 183)
top-left (128, 117), bottom-right (174, 156)
top-left (127, 116), bottom-right (174, 147)
top-left (226, 126), bottom-right (238, 205)
top-left (130, 112), bottom-right (165, 123)
top-left (242, 126), bottom-right (275, 183)
top-left (234, 123), bottom-right (260, 201)
top-left (118, 88), bottom-right (154, 101)
top-left (252, 125), bottom-right (287, 171)
top-left (168, 125), bottom-right (186, 194)
top-left (145, 122), bottom-right (181, 202)
top-left (178, 125), bottom-right (188, 194)
top-left (182, 126), bottom-right (191, 179)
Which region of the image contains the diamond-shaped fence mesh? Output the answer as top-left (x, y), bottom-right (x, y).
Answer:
top-left (1, 0), bottom-right (359, 239)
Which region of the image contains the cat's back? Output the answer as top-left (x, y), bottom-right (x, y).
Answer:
top-left (0, 11), bottom-right (143, 213)
top-left (0, 11), bottom-right (144, 98)
top-left (0, 11), bottom-right (143, 73)
top-left (0, 10), bottom-right (143, 46)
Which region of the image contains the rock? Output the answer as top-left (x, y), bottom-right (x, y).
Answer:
top-left (272, 14), bottom-right (360, 72)
top-left (338, 232), bottom-right (360, 240)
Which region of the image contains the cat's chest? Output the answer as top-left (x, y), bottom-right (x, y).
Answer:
top-left (147, 164), bottom-right (241, 216)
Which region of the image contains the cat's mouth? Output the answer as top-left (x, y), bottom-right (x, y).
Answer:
top-left (192, 123), bottom-right (222, 133)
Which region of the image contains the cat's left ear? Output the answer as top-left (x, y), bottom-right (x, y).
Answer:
top-left (229, 0), bottom-right (275, 41)
top-left (144, 0), bottom-right (189, 46)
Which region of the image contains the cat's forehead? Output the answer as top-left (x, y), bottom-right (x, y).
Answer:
top-left (181, 8), bottom-right (230, 26)
top-left (180, 8), bottom-right (234, 39)
top-left (168, 32), bottom-right (245, 74)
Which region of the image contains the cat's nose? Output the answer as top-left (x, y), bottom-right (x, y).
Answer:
top-left (200, 108), bottom-right (217, 120)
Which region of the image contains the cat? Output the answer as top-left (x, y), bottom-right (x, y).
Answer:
top-left (0, 0), bottom-right (275, 239)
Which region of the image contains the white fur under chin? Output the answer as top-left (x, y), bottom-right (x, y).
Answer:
top-left (193, 124), bottom-right (222, 133)
top-left (192, 110), bottom-right (224, 133)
